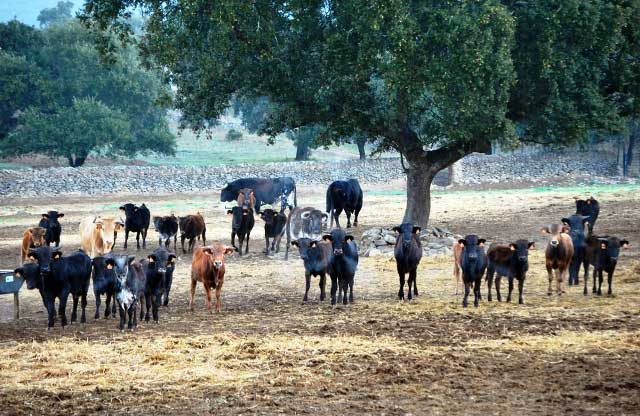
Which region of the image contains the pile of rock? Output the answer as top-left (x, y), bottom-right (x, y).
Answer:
top-left (360, 226), bottom-right (461, 258)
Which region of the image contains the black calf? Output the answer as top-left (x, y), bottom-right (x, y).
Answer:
top-left (324, 229), bottom-right (358, 305)
top-left (120, 203), bottom-right (151, 249)
top-left (459, 235), bottom-right (487, 308)
top-left (393, 223), bottom-right (422, 301)
top-left (291, 238), bottom-right (332, 302)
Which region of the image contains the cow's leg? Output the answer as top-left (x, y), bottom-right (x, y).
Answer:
top-left (330, 275), bottom-right (338, 305)
top-left (245, 231), bottom-right (251, 254)
top-left (397, 266), bottom-right (405, 301)
top-left (597, 270), bottom-right (604, 296)
top-left (127, 304), bottom-right (134, 330)
top-left (518, 277), bottom-right (525, 304)
top-left (546, 266), bottom-right (553, 296)
top-left (237, 234), bottom-right (244, 256)
top-left (124, 229), bottom-right (129, 249)
top-left (556, 269), bottom-right (564, 295)
top-left (80, 290), bottom-right (87, 323)
top-left (303, 270), bottom-right (311, 302)
top-left (189, 279), bottom-right (197, 311)
top-left (59, 293), bottom-right (69, 327)
top-left (341, 278), bottom-right (348, 305)
top-left (319, 273), bottom-right (326, 301)
top-left (111, 293), bottom-right (116, 317)
top-left (354, 206), bottom-right (361, 227)
top-left (345, 209), bottom-right (352, 228)
top-left (592, 267), bottom-right (597, 294)
top-left (71, 294), bottom-right (79, 323)
top-left (407, 270), bottom-right (414, 301)
top-left (204, 285), bottom-right (213, 312)
top-left (159, 237), bottom-right (163, 247)
top-left (411, 268), bottom-right (418, 297)
top-left (142, 227), bottom-right (148, 249)
top-left (132, 302), bottom-right (138, 329)
top-left (606, 271), bottom-right (613, 295)
top-left (473, 279), bottom-right (480, 307)
top-left (163, 273), bottom-right (173, 306)
top-left (583, 261), bottom-right (590, 296)
top-left (201, 229), bottom-right (206, 246)
top-left (94, 291), bottom-right (101, 320)
top-left (46, 297), bottom-right (56, 329)
top-left (139, 295), bottom-right (145, 320)
top-left (495, 275), bottom-right (502, 302)
top-left (264, 235), bottom-right (270, 255)
top-left (348, 275), bottom-right (354, 303)
top-left (462, 281), bottom-right (470, 308)
top-left (152, 292), bottom-right (160, 323)
top-left (231, 231), bottom-right (237, 251)
top-left (118, 301), bottom-right (126, 332)
top-left (486, 267), bottom-right (494, 301)
top-left (104, 292), bottom-right (112, 318)
top-left (506, 277), bottom-right (514, 303)
top-left (215, 281), bottom-right (224, 313)
top-left (136, 231), bottom-right (141, 250)
top-left (181, 235), bottom-right (187, 253)
top-left (144, 294), bottom-right (151, 321)
top-left (189, 237), bottom-right (197, 252)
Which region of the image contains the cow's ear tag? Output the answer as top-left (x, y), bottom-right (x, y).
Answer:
top-left (148, 257), bottom-right (155, 263)
top-left (54, 253), bottom-right (61, 259)
top-left (310, 241), bottom-right (316, 248)
top-left (600, 243), bottom-right (607, 249)
top-left (107, 264), bottom-right (113, 270)
top-left (510, 245), bottom-right (516, 251)
top-left (15, 271), bottom-right (22, 277)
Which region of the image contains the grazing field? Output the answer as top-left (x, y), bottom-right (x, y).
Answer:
top-left (0, 183), bottom-right (638, 415)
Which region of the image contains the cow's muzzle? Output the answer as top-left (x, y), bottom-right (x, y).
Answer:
top-left (550, 240), bottom-right (559, 247)
top-left (518, 256), bottom-right (528, 262)
top-left (157, 267), bottom-right (167, 273)
top-left (334, 249), bottom-right (343, 256)
top-left (213, 261), bottom-right (223, 268)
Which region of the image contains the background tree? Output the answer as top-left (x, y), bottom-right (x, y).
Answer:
top-left (0, 18), bottom-right (175, 166)
top-left (37, 1), bottom-right (74, 27)
top-left (83, 0), bottom-right (637, 225)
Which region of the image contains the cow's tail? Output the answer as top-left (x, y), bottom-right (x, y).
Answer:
top-left (326, 187), bottom-right (333, 230)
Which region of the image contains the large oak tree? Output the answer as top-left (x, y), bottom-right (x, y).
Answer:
top-left (82, 0), bottom-right (636, 225)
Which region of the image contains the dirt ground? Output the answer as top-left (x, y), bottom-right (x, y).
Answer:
top-left (0, 182), bottom-right (638, 415)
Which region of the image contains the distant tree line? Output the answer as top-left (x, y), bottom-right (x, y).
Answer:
top-left (0, 2), bottom-right (175, 167)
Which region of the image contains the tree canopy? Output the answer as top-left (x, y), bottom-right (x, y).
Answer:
top-left (0, 18), bottom-right (175, 166)
top-left (37, 1), bottom-right (74, 27)
top-left (82, 0), bottom-right (639, 225)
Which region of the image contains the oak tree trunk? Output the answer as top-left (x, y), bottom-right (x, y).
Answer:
top-left (295, 142), bottom-right (311, 161)
top-left (402, 166), bottom-right (434, 228)
top-left (356, 138), bottom-right (366, 160)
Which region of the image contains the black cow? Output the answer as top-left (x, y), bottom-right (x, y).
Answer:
top-left (107, 254), bottom-right (144, 331)
top-left (140, 247), bottom-right (176, 322)
top-left (153, 215), bottom-right (179, 250)
top-left (178, 214), bottom-right (206, 253)
top-left (459, 235), bottom-right (487, 308)
top-left (486, 240), bottom-right (535, 304)
top-left (291, 238), bottom-right (332, 302)
top-left (120, 203), bottom-right (151, 249)
top-left (326, 179), bottom-right (363, 229)
top-left (26, 246), bottom-right (92, 329)
top-left (585, 236), bottom-right (630, 296)
top-left (228, 206), bottom-right (255, 256)
top-left (575, 196), bottom-right (599, 236)
top-left (220, 177), bottom-right (297, 212)
top-left (14, 262), bottom-right (47, 310)
top-left (393, 223), bottom-right (423, 301)
top-left (324, 228), bottom-right (359, 305)
top-left (91, 256), bottom-right (118, 319)
top-left (38, 210), bottom-right (64, 247)
top-left (260, 207), bottom-right (287, 255)
top-left (562, 214), bottom-right (590, 286)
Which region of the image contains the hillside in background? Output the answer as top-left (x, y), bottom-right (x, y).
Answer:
top-left (0, 0), bottom-right (81, 26)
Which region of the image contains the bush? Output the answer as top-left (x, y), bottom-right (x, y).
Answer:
top-left (226, 129), bottom-right (243, 141)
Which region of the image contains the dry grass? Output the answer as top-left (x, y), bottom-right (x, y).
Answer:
top-left (0, 183), bottom-right (639, 415)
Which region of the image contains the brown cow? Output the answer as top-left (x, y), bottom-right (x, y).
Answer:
top-left (79, 216), bottom-right (124, 258)
top-left (21, 227), bottom-right (46, 261)
top-left (190, 244), bottom-right (235, 312)
top-left (541, 223), bottom-right (574, 296)
top-left (178, 213), bottom-right (206, 253)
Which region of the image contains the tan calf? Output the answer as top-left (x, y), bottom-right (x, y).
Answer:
top-left (541, 223), bottom-right (574, 296)
top-left (21, 227), bottom-right (46, 261)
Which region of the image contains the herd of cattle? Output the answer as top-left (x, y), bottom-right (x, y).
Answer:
top-left (10, 176), bottom-right (631, 331)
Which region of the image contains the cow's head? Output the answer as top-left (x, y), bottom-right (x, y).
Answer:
top-left (291, 238), bottom-right (321, 260)
top-left (93, 217), bottom-right (123, 251)
top-left (509, 239), bottom-right (535, 263)
top-left (27, 246), bottom-right (63, 278)
top-left (220, 185), bottom-right (236, 203)
top-left (42, 210), bottom-right (64, 224)
top-left (237, 188), bottom-right (255, 211)
top-left (540, 223), bottom-right (570, 247)
top-left (331, 183), bottom-right (348, 200)
top-left (147, 247), bottom-right (176, 276)
top-left (598, 237), bottom-right (630, 264)
top-left (302, 209), bottom-right (328, 234)
top-left (260, 208), bottom-right (278, 225)
top-left (323, 229), bottom-right (355, 256)
top-left (28, 227), bottom-right (46, 247)
top-left (14, 262), bottom-right (41, 290)
top-left (562, 215), bottom-right (589, 237)
top-left (202, 244), bottom-right (235, 269)
top-left (105, 254), bottom-right (136, 282)
top-left (458, 235), bottom-right (485, 261)
top-left (393, 223), bottom-right (421, 249)
top-left (119, 203), bottom-right (138, 217)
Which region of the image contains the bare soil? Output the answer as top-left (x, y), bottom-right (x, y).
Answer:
top-left (0, 184), bottom-right (638, 415)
